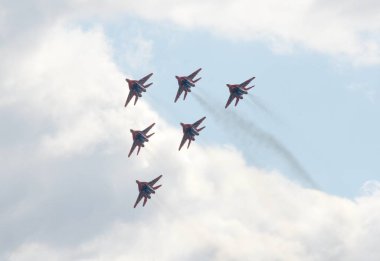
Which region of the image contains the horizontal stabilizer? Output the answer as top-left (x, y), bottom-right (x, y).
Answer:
top-left (153, 185), bottom-right (162, 190)
top-left (197, 126), bottom-right (205, 132)
top-left (244, 85), bottom-right (254, 91)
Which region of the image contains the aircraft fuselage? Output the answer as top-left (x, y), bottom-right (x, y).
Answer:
top-left (184, 126), bottom-right (199, 137)
top-left (181, 78), bottom-right (194, 91)
top-left (232, 87), bottom-right (247, 97)
top-left (139, 184), bottom-right (155, 199)
top-left (134, 132), bottom-right (149, 145)
top-left (132, 82), bottom-right (146, 94)
top-left (142, 184), bottom-right (155, 194)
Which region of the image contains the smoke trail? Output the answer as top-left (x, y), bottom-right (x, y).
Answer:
top-left (247, 95), bottom-right (273, 116)
top-left (247, 95), bottom-right (280, 121)
top-left (193, 92), bottom-right (318, 188)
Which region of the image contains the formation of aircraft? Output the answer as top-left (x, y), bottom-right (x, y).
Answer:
top-left (179, 116), bottom-right (206, 151)
top-left (134, 175), bottom-right (162, 208)
top-left (125, 73), bottom-right (153, 107)
top-left (126, 70), bottom-right (256, 208)
top-left (225, 76), bottom-right (255, 108)
top-left (174, 68), bottom-right (202, 102)
top-left (128, 123), bottom-right (155, 157)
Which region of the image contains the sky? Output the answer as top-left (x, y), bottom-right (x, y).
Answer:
top-left (1, 0), bottom-right (380, 260)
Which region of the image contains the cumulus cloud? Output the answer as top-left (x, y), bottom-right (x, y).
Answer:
top-left (3, 0), bottom-right (380, 66)
top-left (1, 1), bottom-right (380, 261)
top-left (5, 130), bottom-right (380, 261)
top-left (54, 0), bottom-right (380, 66)
top-left (124, 35), bottom-right (154, 70)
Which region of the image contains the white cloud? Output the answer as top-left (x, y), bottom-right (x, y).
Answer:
top-left (360, 180), bottom-right (380, 196)
top-left (2, 0), bottom-right (380, 66)
top-left (0, 23), bottom-right (160, 157)
top-left (5, 139), bottom-right (380, 260)
top-left (1, 2), bottom-right (380, 261)
top-left (66, 0), bottom-right (380, 66)
top-left (124, 35), bottom-right (154, 70)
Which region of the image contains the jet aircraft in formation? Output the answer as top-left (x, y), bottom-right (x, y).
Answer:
top-left (174, 68), bottom-right (202, 102)
top-left (126, 70), bottom-right (256, 208)
top-left (178, 116), bottom-right (206, 151)
top-left (134, 175), bottom-right (163, 208)
top-left (225, 76), bottom-right (255, 108)
top-left (125, 73), bottom-right (153, 107)
top-left (128, 123), bottom-right (155, 157)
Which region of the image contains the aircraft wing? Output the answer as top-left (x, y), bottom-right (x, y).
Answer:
top-left (174, 87), bottom-right (184, 102)
top-left (225, 94), bottom-right (235, 109)
top-left (138, 73), bottom-right (153, 85)
top-left (187, 68), bottom-right (202, 80)
top-left (148, 175), bottom-right (163, 186)
top-left (239, 76), bottom-right (255, 88)
top-left (142, 123), bottom-right (155, 134)
top-left (192, 116), bottom-right (206, 128)
top-left (178, 134), bottom-right (187, 151)
top-left (128, 141), bottom-right (137, 157)
top-left (125, 91), bottom-right (135, 107)
top-left (134, 192), bottom-right (144, 208)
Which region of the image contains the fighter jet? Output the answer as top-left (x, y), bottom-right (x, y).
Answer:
top-left (179, 116), bottom-right (206, 151)
top-left (134, 175), bottom-right (162, 208)
top-left (225, 76), bottom-right (255, 108)
top-left (174, 68), bottom-right (202, 102)
top-left (128, 123), bottom-right (155, 157)
top-left (125, 73), bottom-right (153, 107)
